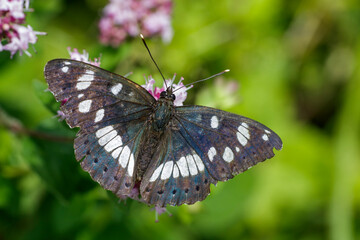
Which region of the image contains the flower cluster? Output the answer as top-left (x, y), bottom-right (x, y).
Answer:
top-left (142, 74), bottom-right (192, 106)
top-left (0, 0), bottom-right (45, 58)
top-left (99, 0), bottom-right (173, 47)
top-left (67, 47), bottom-right (101, 67)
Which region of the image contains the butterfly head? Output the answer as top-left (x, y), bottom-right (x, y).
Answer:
top-left (160, 89), bottom-right (176, 101)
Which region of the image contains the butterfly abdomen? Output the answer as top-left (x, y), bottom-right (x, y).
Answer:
top-left (135, 126), bottom-right (163, 181)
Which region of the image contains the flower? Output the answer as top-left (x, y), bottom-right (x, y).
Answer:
top-left (99, 0), bottom-right (173, 47)
top-left (142, 74), bottom-right (192, 106)
top-left (2, 25), bottom-right (45, 57)
top-left (151, 206), bottom-right (172, 222)
top-left (55, 110), bottom-right (66, 121)
top-left (118, 185), bottom-right (140, 202)
top-left (142, 10), bottom-right (173, 43)
top-left (0, 0), bottom-right (45, 58)
top-left (67, 47), bottom-right (101, 67)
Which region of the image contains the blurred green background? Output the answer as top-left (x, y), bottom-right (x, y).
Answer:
top-left (0, 0), bottom-right (359, 239)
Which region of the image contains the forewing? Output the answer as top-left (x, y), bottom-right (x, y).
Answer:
top-left (44, 59), bottom-right (155, 196)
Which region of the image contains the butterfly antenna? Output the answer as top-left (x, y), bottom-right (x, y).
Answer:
top-left (173, 69), bottom-right (230, 93)
top-left (140, 34), bottom-right (167, 89)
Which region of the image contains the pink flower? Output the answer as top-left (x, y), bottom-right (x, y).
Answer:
top-left (0, 0), bottom-right (45, 58)
top-left (142, 11), bottom-right (173, 43)
top-left (55, 110), bottom-right (66, 121)
top-left (150, 206), bottom-right (172, 222)
top-left (67, 47), bottom-right (101, 67)
top-left (99, 0), bottom-right (173, 46)
top-left (142, 74), bottom-right (192, 106)
top-left (2, 25), bottom-right (45, 57)
top-left (118, 187), bottom-right (140, 202)
top-left (6, 0), bottom-right (26, 19)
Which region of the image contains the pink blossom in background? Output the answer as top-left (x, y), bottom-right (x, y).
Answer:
top-left (142, 74), bottom-right (192, 106)
top-left (67, 47), bottom-right (101, 67)
top-left (99, 0), bottom-right (173, 47)
top-left (0, 0), bottom-right (45, 58)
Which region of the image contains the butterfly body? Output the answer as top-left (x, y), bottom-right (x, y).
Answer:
top-left (44, 59), bottom-right (282, 207)
top-left (135, 93), bottom-right (175, 181)
top-left (152, 96), bottom-right (174, 132)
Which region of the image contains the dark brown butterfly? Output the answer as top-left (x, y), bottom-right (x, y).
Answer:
top-left (44, 57), bottom-right (282, 207)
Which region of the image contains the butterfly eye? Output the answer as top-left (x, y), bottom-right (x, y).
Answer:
top-left (160, 91), bottom-right (167, 98)
top-left (170, 94), bottom-right (176, 101)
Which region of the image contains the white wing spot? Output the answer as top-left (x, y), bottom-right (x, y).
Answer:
top-left (104, 135), bottom-right (122, 152)
top-left (111, 83), bottom-right (123, 95)
top-left (78, 100), bottom-right (92, 113)
top-left (64, 61), bottom-right (71, 65)
top-left (176, 157), bottom-right (189, 177)
top-left (78, 94), bottom-right (84, 98)
top-left (127, 154), bottom-right (135, 176)
top-left (119, 146), bottom-right (130, 168)
top-left (238, 123), bottom-right (250, 138)
top-left (237, 132), bottom-right (247, 146)
top-left (236, 147), bottom-right (240, 152)
top-left (237, 123), bottom-right (250, 146)
top-left (161, 161), bottom-right (174, 180)
top-left (61, 66), bottom-right (68, 73)
top-left (211, 116), bottom-right (219, 128)
top-left (262, 134), bottom-right (269, 141)
top-left (94, 109), bottom-right (105, 122)
top-left (111, 147), bottom-right (123, 159)
top-left (186, 155), bottom-right (198, 175)
top-left (223, 147), bottom-right (234, 163)
top-left (173, 165), bottom-right (180, 178)
top-left (208, 147), bottom-right (217, 162)
top-left (150, 163), bottom-right (163, 182)
top-left (98, 130), bottom-right (117, 146)
top-left (96, 126), bottom-right (114, 138)
top-left (265, 129), bottom-right (270, 134)
top-left (193, 154), bottom-right (204, 171)
top-left (78, 73), bottom-right (94, 82)
top-left (76, 71), bottom-right (94, 90)
top-left (76, 81), bottom-right (91, 90)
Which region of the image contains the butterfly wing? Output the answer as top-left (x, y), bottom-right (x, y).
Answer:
top-left (139, 126), bottom-right (217, 206)
top-left (44, 59), bottom-right (155, 197)
top-left (140, 105), bottom-right (282, 206)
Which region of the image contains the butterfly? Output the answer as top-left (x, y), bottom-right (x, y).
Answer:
top-left (44, 59), bottom-right (282, 207)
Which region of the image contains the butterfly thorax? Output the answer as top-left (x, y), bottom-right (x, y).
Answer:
top-left (135, 93), bottom-right (175, 181)
top-left (152, 97), bottom-right (174, 132)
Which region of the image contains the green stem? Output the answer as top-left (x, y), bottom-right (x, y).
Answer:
top-left (0, 106), bottom-right (73, 142)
